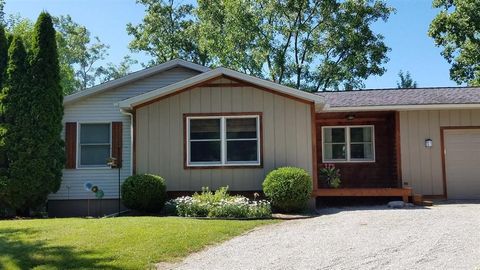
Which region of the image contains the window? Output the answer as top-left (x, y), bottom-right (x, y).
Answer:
top-left (186, 115), bottom-right (261, 167)
top-left (322, 126), bottom-right (374, 162)
top-left (79, 123), bottom-right (111, 167)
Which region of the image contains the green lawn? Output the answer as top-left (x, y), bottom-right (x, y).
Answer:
top-left (0, 217), bottom-right (276, 270)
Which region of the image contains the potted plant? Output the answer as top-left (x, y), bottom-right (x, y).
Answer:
top-left (319, 164), bottom-right (341, 188)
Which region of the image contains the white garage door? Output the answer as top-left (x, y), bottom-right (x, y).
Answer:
top-left (444, 129), bottom-right (480, 199)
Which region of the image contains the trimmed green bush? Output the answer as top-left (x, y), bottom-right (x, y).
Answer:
top-left (121, 174), bottom-right (167, 213)
top-left (262, 167), bottom-right (312, 212)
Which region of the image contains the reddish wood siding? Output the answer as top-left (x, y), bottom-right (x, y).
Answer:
top-left (65, 122), bottom-right (77, 169)
top-left (111, 122), bottom-right (123, 168)
top-left (316, 111), bottom-right (398, 188)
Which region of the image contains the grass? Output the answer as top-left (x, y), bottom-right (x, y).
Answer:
top-left (0, 217), bottom-right (277, 270)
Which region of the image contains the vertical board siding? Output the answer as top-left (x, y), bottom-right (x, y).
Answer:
top-left (399, 109), bottom-right (480, 195)
top-left (53, 67), bottom-right (200, 200)
top-left (135, 79), bottom-right (313, 191)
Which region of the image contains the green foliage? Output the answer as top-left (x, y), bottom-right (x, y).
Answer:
top-left (429, 0), bottom-right (480, 86)
top-left (1, 36), bottom-right (30, 212)
top-left (4, 13), bottom-right (128, 94)
top-left (127, 0), bottom-right (209, 66)
top-left (53, 15), bottom-right (110, 91)
top-left (396, 70), bottom-right (417, 88)
top-left (2, 12), bottom-right (65, 214)
top-left (0, 0), bottom-right (4, 25)
top-left (121, 174), bottom-right (167, 212)
top-left (4, 15), bottom-right (34, 48)
top-left (0, 25), bottom-right (7, 88)
top-left (100, 55), bottom-right (138, 82)
top-left (168, 187), bottom-right (272, 218)
top-left (129, 0), bottom-right (393, 90)
top-left (319, 164), bottom-right (341, 188)
top-left (263, 167), bottom-right (312, 212)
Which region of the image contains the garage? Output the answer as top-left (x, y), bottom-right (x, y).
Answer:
top-left (444, 129), bottom-right (480, 199)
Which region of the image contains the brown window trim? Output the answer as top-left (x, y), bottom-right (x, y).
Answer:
top-left (183, 112), bottom-right (264, 169)
top-left (320, 125), bottom-right (376, 164)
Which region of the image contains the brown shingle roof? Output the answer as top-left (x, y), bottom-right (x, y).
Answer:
top-left (317, 87), bottom-right (480, 108)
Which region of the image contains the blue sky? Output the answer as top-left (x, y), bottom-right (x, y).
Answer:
top-left (4, 0), bottom-right (456, 89)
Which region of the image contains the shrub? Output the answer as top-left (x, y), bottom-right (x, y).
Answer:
top-left (319, 164), bottom-right (341, 188)
top-left (167, 187), bottom-right (272, 219)
top-left (121, 174), bottom-right (167, 213)
top-left (262, 167), bottom-right (312, 212)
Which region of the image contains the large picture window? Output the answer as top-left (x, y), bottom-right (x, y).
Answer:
top-left (79, 123), bottom-right (111, 167)
top-left (322, 126), bottom-right (375, 162)
top-left (186, 114), bottom-right (261, 167)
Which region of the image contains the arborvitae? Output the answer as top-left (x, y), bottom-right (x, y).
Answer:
top-left (0, 21), bottom-right (7, 213)
top-left (6, 12), bottom-right (64, 215)
top-left (0, 25), bottom-right (7, 89)
top-left (1, 36), bottom-right (31, 213)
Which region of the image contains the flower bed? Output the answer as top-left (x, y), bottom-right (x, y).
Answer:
top-left (166, 187), bottom-right (272, 219)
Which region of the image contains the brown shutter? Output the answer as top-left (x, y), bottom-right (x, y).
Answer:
top-left (111, 122), bottom-right (123, 168)
top-left (65, 122), bottom-right (77, 169)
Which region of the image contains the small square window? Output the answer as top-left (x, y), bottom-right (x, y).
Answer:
top-left (79, 123), bottom-right (111, 167)
top-left (323, 126), bottom-right (375, 162)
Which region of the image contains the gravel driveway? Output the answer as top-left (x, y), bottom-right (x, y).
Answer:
top-left (168, 202), bottom-right (480, 270)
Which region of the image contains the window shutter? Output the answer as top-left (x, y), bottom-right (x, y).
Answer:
top-left (111, 122), bottom-right (123, 168)
top-left (65, 122), bottom-right (77, 169)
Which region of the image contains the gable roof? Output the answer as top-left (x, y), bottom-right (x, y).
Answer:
top-left (118, 67), bottom-right (325, 111)
top-left (319, 87), bottom-right (480, 111)
top-left (63, 59), bottom-right (210, 105)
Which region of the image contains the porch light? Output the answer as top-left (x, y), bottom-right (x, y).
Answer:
top-left (346, 114), bottom-right (355, 121)
top-left (425, 139), bottom-right (433, 148)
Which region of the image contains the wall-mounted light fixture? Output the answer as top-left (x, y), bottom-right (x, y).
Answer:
top-left (346, 114), bottom-right (355, 121)
top-left (425, 139), bottom-right (433, 148)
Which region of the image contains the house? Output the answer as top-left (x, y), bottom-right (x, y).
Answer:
top-left (49, 59), bottom-right (480, 216)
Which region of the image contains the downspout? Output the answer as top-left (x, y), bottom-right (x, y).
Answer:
top-left (120, 107), bottom-right (134, 177)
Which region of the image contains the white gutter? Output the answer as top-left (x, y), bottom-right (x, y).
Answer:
top-left (120, 108), bottom-right (134, 177)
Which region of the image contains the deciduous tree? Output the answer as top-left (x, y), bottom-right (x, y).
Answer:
top-left (429, 0), bottom-right (480, 86)
top-left (54, 15), bottom-right (109, 90)
top-left (197, 0), bottom-right (393, 91)
top-left (101, 55), bottom-right (138, 82)
top-left (127, 0), bottom-right (209, 66)
top-left (129, 0), bottom-right (393, 91)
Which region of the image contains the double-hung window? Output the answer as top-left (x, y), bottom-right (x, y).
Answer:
top-left (322, 125), bottom-right (375, 162)
top-left (186, 114), bottom-right (261, 167)
top-left (78, 123), bottom-right (111, 167)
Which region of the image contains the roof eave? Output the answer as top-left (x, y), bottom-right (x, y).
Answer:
top-left (118, 67), bottom-right (325, 111)
top-left (322, 103), bottom-right (480, 112)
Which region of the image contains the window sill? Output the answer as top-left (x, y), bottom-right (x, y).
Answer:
top-left (75, 166), bottom-right (113, 170)
top-left (322, 160), bottom-right (376, 164)
top-left (185, 163), bottom-right (263, 169)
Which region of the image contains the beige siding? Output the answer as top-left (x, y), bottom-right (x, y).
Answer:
top-left (53, 67), bottom-right (200, 200)
top-left (399, 109), bottom-right (480, 195)
top-left (135, 80), bottom-right (313, 191)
